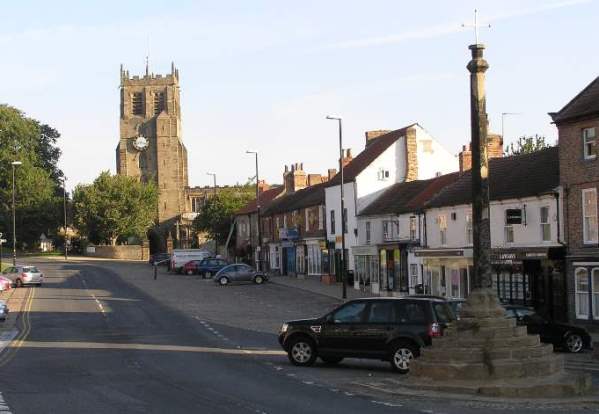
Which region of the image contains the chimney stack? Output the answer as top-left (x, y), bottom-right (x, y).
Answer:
top-left (365, 130), bottom-right (391, 147)
top-left (340, 149), bottom-right (353, 168)
top-left (328, 168), bottom-right (337, 180)
top-left (283, 162), bottom-right (307, 194)
top-left (458, 132), bottom-right (503, 173)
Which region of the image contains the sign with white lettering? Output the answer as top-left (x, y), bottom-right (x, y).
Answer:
top-left (505, 209), bottom-right (522, 225)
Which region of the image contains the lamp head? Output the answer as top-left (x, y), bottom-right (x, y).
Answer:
top-left (246, 150), bottom-right (258, 154)
top-left (326, 115), bottom-right (341, 121)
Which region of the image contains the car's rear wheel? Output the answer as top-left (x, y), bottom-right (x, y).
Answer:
top-left (254, 275), bottom-right (264, 284)
top-left (565, 333), bottom-right (584, 353)
top-left (320, 356), bottom-right (343, 364)
top-left (15, 279), bottom-right (23, 288)
top-left (390, 341), bottom-right (418, 374)
top-left (218, 276), bottom-right (229, 286)
top-left (288, 337), bottom-right (317, 367)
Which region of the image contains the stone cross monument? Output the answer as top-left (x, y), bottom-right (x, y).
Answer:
top-left (408, 43), bottom-right (591, 398)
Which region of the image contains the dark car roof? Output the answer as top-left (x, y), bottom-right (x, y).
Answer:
top-left (350, 296), bottom-right (449, 303)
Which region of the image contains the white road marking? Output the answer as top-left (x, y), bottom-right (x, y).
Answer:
top-left (80, 277), bottom-right (106, 317)
top-left (0, 330), bottom-right (18, 355)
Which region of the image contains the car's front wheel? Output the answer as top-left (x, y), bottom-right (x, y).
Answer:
top-left (254, 275), bottom-right (264, 284)
top-left (218, 276), bottom-right (229, 286)
top-left (565, 333), bottom-right (584, 353)
top-left (288, 337), bottom-right (317, 367)
top-left (15, 279), bottom-right (23, 288)
top-left (390, 341), bottom-right (418, 374)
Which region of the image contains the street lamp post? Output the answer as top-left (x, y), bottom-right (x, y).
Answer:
top-left (206, 172), bottom-right (217, 196)
top-left (246, 150), bottom-right (261, 271)
top-left (326, 116), bottom-right (347, 300)
top-left (206, 172), bottom-right (218, 255)
top-left (62, 177), bottom-right (68, 261)
top-left (11, 161), bottom-right (22, 266)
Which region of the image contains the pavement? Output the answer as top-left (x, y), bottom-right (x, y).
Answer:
top-left (0, 256), bottom-right (596, 413)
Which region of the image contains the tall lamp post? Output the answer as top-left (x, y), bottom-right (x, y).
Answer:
top-left (326, 115), bottom-right (347, 300)
top-left (11, 161), bottom-right (22, 266)
top-left (62, 177), bottom-right (68, 261)
top-left (206, 172), bottom-right (217, 196)
top-left (206, 172), bottom-right (218, 255)
top-left (246, 150), bottom-right (261, 271)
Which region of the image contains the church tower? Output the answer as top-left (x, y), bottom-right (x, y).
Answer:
top-left (116, 63), bottom-right (189, 225)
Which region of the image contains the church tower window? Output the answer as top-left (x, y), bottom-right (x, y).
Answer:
top-left (154, 91), bottom-right (166, 115)
top-left (132, 92), bottom-right (144, 116)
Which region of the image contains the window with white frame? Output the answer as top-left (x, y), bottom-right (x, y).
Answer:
top-left (383, 220), bottom-right (399, 241)
top-left (465, 213), bottom-right (473, 245)
top-left (409, 216), bottom-right (417, 240)
top-left (576, 268), bottom-right (590, 319)
top-left (583, 188), bottom-right (598, 244)
top-left (330, 210), bottom-right (336, 234)
top-left (438, 215), bottom-right (447, 245)
top-left (377, 168), bottom-right (390, 181)
top-left (593, 269), bottom-right (599, 320)
top-left (504, 211), bottom-right (515, 243)
top-left (540, 206), bottom-right (551, 242)
top-left (365, 221), bottom-right (371, 244)
top-left (410, 264), bottom-right (418, 289)
top-left (583, 127), bottom-right (596, 160)
top-left (318, 206), bottom-right (324, 230)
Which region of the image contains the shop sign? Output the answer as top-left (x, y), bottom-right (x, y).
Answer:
top-left (505, 209), bottom-right (523, 225)
top-left (491, 248), bottom-right (549, 262)
top-left (279, 227), bottom-right (299, 240)
top-left (414, 249), bottom-right (464, 257)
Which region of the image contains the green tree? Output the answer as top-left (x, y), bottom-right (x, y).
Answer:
top-left (0, 105), bottom-right (64, 249)
top-left (192, 186), bottom-right (255, 245)
top-left (504, 135), bottom-right (551, 156)
top-left (73, 171), bottom-right (158, 245)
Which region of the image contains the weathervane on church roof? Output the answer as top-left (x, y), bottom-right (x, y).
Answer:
top-left (462, 9), bottom-right (491, 45)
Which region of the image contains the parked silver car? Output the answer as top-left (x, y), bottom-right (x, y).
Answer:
top-left (213, 264), bottom-right (267, 286)
top-left (2, 265), bottom-right (44, 287)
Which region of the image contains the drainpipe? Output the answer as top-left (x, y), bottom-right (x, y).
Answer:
top-left (554, 191), bottom-right (564, 246)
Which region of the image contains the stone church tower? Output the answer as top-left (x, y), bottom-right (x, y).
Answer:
top-left (116, 63), bottom-right (189, 225)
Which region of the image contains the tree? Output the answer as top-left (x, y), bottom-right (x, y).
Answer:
top-left (504, 135), bottom-right (551, 156)
top-left (73, 172), bottom-right (158, 245)
top-left (192, 186), bottom-right (255, 246)
top-left (0, 105), bottom-right (64, 249)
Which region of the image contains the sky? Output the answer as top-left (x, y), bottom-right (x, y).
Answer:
top-left (1, 0), bottom-right (598, 190)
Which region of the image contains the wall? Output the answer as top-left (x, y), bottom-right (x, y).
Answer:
top-left (85, 245), bottom-right (149, 261)
top-left (425, 195), bottom-right (562, 249)
top-left (325, 183), bottom-right (357, 269)
top-left (415, 126), bottom-right (459, 179)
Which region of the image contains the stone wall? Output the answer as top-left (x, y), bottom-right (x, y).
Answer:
top-left (85, 245), bottom-right (149, 261)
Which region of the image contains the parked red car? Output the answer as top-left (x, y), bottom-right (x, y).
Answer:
top-left (0, 276), bottom-right (12, 292)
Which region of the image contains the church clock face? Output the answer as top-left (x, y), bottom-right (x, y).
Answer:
top-left (133, 136), bottom-right (148, 151)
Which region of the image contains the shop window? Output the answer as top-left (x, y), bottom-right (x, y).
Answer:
top-left (365, 221), bottom-right (371, 244)
top-left (410, 264), bottom-right (418, 289)
top-left (540, 206), bottom-right (551, 242)
top-left (593, 269), bottom-right (599, 320)
top-left (583, 127), bottom-right (596, 160)
top-left (575, 268), bottom-right (589, 319)
top-left (583, 188), bottom-right (598, 244)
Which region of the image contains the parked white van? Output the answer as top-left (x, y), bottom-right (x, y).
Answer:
top-left (170, 249), bottom-right (211, 273)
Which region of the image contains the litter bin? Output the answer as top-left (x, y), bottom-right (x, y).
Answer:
top-left (346, 269), bottom-right (354, 285)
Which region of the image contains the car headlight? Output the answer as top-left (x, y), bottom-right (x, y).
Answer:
top-left (280, 323), bottom-right (289, 333)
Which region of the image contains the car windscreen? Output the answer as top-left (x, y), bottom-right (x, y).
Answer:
top-left (433, 302), bottom-right (455, 323)
top-left (22, 267), bottom-right (39, 273)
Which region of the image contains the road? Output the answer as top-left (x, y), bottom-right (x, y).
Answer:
top-left (0, 258), bottom-right (595, 413)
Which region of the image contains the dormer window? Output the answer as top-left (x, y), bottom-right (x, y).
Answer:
top-left (583, 127), bottom-right (596, 160)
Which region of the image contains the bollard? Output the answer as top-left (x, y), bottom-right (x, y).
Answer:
top-left (154, 264), bottom-right (158, 280)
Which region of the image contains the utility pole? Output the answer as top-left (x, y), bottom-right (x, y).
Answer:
top-left (11, 161), bottom-right (22, 266)
top-left (246, 151), bottom-right (261, 270)
top-left (326, 116), bottom-right (347, 300)
top-left (63, 177), bottom-right (68, 260)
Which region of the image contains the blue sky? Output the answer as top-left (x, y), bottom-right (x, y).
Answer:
top-left (1, 0), bottom-right (597, 189)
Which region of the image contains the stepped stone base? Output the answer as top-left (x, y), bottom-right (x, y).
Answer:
top-left (410, 289), bottom-right (592, 398)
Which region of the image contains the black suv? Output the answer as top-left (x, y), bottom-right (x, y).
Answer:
top-left (278, 297), bottom-right (455, 373)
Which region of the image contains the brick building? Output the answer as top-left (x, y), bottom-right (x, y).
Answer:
top-left (551, 76), bottom-right (599, 325)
